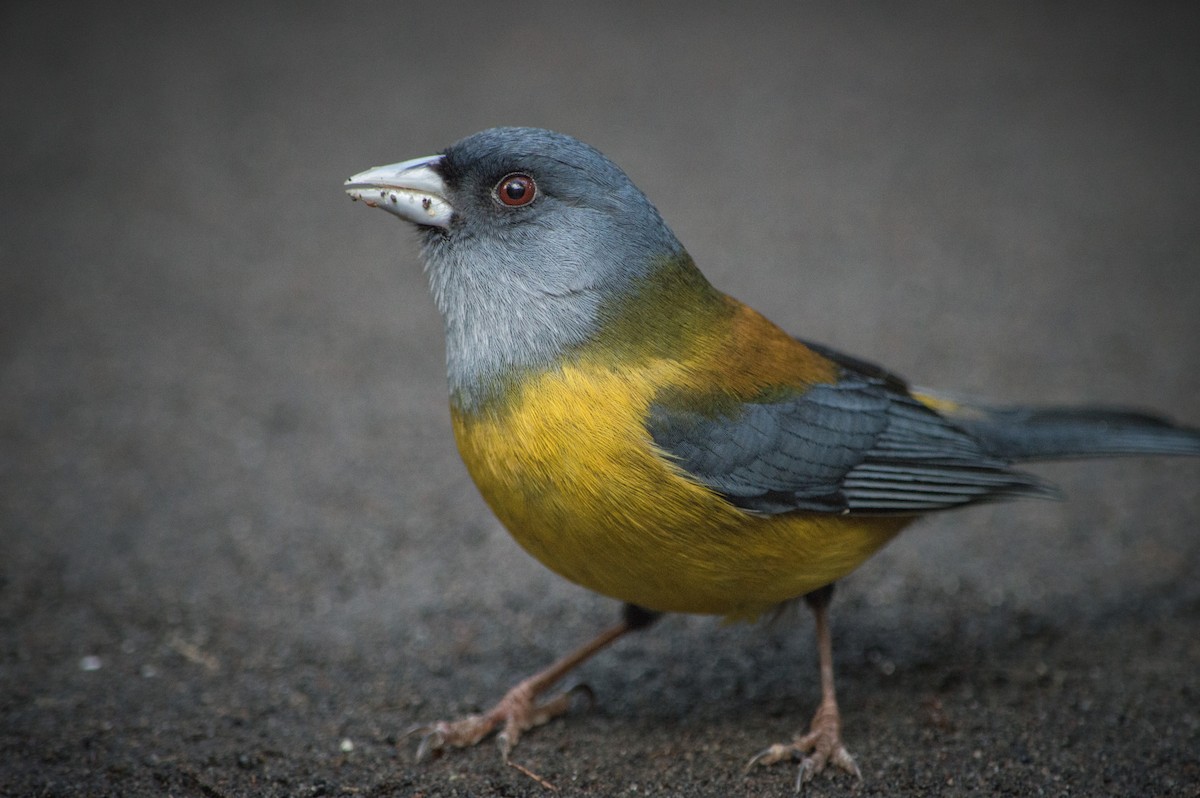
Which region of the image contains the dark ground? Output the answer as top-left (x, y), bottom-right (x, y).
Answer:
top-left (3, 3), bottom-right (1200, 796)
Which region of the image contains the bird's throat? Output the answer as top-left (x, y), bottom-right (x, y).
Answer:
top-left (440, 252), bottom-right (729, 413)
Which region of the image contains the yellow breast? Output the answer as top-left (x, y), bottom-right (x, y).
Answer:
top-left (451, 343), bottom-right (910, 619)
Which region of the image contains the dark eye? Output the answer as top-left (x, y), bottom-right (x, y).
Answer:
top-left (495, 173), bottom-right (536, 207)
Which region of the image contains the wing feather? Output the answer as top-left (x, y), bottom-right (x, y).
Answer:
top-left (647, 358), bottom-right (1054, 516)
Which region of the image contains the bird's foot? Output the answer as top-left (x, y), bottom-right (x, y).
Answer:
top-left (409, 681), bottom-right (594, 762)
top-left (746, 700), bottom-right (861, 793)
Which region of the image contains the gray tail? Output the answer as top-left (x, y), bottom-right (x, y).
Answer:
top-left (950, 405), bottom-right (1200, 462)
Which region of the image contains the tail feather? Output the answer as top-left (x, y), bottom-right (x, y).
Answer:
top-left (948, 405), bottom-right (1200, 462)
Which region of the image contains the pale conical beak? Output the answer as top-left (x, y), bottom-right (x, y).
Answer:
top-left (344, 154), bottom-right (454, 228)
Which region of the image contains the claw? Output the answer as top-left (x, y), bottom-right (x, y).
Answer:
top-left (792, 743), bottom-right (861, 794)
top-left (403, 723), bottom-right (431, 740)
top-left (408, 720), bottom-right (453, 763)
top-left (413, 726), bottom-right (446, 763)
top-left (831, 745), bottom-right (862, 782)
top-left (798, 747), bottom-right (825, 784)
top-left (744, 742), bottom-right (797, 772)
top-left (795, 758), bottom-right (813, 795)
top-left (496, 725), bottom-right (517, 762)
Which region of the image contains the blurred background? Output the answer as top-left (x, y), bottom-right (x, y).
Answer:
top-left (3, 3), bottom-right (1198, 796)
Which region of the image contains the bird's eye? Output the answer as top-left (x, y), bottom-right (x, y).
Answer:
top-left (495, 173), bottom-right (537, 207)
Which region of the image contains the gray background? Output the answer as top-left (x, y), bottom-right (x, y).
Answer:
top-left (3, 3), bottom-right (1199, 796)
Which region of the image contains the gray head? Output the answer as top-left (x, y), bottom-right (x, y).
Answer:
top-left (346, 127), bottom-right (687, 408)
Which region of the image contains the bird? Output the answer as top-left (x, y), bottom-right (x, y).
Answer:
top-left (344, 127), bottom-right (1200, 791)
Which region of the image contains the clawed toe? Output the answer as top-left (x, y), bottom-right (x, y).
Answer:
top-left (829, 744), bottom-right (861, 781)
top-left (406, 723), bottom-right (448, 763)
top-left (746, 715), bottom-right (862, 793)
top-left (745, 741), bottom-right (798, 771)
top-left (405, 683), bottom-right (594, 763)
top-left (395, 617), bottom-right (641, 791)
top-left (792, 739), bottom-right (861, 793)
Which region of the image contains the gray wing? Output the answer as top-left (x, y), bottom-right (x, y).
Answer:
top-left (646, 371), bottom-right (1055, 516)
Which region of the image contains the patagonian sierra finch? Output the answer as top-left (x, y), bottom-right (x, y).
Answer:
top-left (344, 127), bottom-right (1200, 790)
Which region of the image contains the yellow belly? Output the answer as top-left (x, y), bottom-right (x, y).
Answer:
top-left (451, 357), bottom-right (909, 620)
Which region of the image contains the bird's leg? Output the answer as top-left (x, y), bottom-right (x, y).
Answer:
top-left (747, 585), bottom-right (862, 791)
top-left (412, 604), bottom-right (659, 762)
